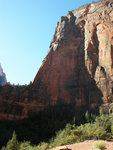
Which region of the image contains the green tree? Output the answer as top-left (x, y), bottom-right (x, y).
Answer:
top-left (2, 131), bottom-right (20, 150)
top-left (85, 111), bottom-right (90, 122)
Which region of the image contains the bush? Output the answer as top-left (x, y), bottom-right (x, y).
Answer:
top-left (93, 140), bottom-right (106, 149)
top-left (49, 124), bottom-right (78, 148)
top-left (37, 142), bottom-right (48, 150)
top-left (1, 113), bottom-right (113, 149)
top-left (74, 123), bottom-right (107, 141)
top-left (20, 141), bottom-right (43, 150)
top-left (95, 114), bottom-right (113, 132)
top-left (20, 141), bottom-right (33, 150)
top-left (49, 114), bottom-right (113, 148)
top-left (111, 125), bottom-right (113, 134)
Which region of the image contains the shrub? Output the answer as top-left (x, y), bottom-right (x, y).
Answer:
top-left (111, 125), bottom-right (113, 134)
top-left (49, 114), bottom-right (112, 148)
top-left (93, 140), bottom-right (106, 149)
top-left (37, 142), bottom-right (48, 150)
top-left (74, 123), bottom-right (107, 141)
top-left (1, 114), bottom-right (113, 149)
top-left (49, 124), bottom-right (78, 148)
top-left (95, 114), bottom-right (112, 132)
top-left (20, 141), bottom-right (33, 150)
top-left (20, 141), bottom-right (44, 150)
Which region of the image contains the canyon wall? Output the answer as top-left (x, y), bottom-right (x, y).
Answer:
top-left (0, 0), bottom-right (113, 120)
top-left (33, 0), bottom-right (113, 106)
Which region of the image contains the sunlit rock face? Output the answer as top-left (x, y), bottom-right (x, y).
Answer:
top-left (0, 0), bottom-right (113, 120)
top-left (33, 0), bottom-right (113, 106)
top-left (0, 64), bottom-right (7, 85)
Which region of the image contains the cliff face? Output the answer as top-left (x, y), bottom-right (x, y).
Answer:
top-left (0, 64), bottom-right (7, 85)
top-left (0, 0), bottom-right (113, 120)
top-left (33, 0), bottom-right (113, 105)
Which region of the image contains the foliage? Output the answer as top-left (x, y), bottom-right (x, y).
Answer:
top-left (0, 102), bottom-right (78, 148)
top-left (85, 111), bottom-right (90, 122)
top-left (93, 140), bottom-right (106, 149)
top-left (19, 141), bottom-right (33, 150)
top-left (49, 114), bottom-right (113, 148)
top-left (2, 133), bottom-right (48, 150)
top-left (49, 124), bottom-right (78, 148)
top-left (95, 114), bottom-right (113, 132)
top-left (36, 142), bottom-right (48, 150)
top-left (111, 125), bottom-right (113, 134)
top-left (1, 131), bottom-right (19, 150)
top-left (1, 110), bottom-right (113, 149)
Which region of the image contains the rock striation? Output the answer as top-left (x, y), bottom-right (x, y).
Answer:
top-left (0, 0), bottom-right (113, 120)
top-left (0, 64), bottom-right (7, 85)
top-left (33, 0), bottom-right (113, 105)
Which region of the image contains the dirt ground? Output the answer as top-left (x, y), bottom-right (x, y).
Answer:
top-left (51, 140), bottom-right (113, 150)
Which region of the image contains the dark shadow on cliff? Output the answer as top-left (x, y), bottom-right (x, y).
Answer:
top-left (0, 79), bottom-right (104, 147)
top-left (0, 65), bottom-right (103, 148)
top-left (0, 95), bottom-right (102, 148)
top-left (0, 16), bottom-right (104, 147)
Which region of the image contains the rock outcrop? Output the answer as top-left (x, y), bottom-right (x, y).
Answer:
top-left (0, 64), bottom-right (7, 85)
top-left (0, 0), bottom-right (113, 120)
top-left (33, 0), bottom-right (113, 105)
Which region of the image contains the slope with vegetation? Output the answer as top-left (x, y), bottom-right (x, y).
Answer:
top-left (1, 112), bottom-right (113, 150)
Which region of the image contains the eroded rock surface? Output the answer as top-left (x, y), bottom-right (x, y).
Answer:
top-left (33, 0), bottom-right (113, 105)
top-left (0, 64), bottom-right (7, 85)
top-left (0, 0), bottom-right (113, 120)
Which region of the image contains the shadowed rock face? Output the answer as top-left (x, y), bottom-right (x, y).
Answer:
top-left (0, 64), bottom-right (7, 85)
top-left (0, 0), bottom-right (113, 120)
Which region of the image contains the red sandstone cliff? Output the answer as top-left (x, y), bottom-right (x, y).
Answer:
top-left (0, 0), bottom-right (113, 120)
top-left (33, 0), bottom-right (113, 105)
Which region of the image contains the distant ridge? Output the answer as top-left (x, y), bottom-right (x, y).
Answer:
top-left (0, 64), bottom-right (7, 85)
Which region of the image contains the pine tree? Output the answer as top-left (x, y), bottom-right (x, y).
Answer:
top-left (2, 131), bottom-right (20, 150)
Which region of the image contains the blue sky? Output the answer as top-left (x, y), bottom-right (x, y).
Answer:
top-left (0, 0), bottom-right (98, 85)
